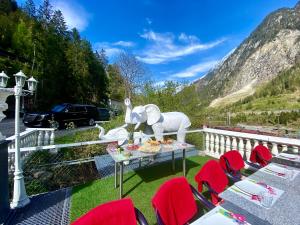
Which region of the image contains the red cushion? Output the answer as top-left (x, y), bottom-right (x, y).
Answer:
top-left (195, 160), bottom-right (228, 205)
top-left (152, 177), bottom-right (197, 225)
top-left (71, 198), bottom-right (137, 225)
top-left (250, 145), bottom-right (272, 167)
top-left (219, 150), bottom-right (245, 173)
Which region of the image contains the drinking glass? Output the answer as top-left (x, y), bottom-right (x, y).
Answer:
top-left (260, 191), bottom-right (273, 208)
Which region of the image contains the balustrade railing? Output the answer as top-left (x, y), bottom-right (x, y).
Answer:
top-left (203, 127), bottom-right (300, 162)
top-left (6, 128), bottom-right (55, 172)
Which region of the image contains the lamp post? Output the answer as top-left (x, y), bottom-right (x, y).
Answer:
top-left (0, 70), bottom-right (37, 208)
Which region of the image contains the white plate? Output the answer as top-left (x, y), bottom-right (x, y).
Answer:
top-left (234, 180), bottom-right (265, 196)
top-left (266, 164), bottom-right (286, 174)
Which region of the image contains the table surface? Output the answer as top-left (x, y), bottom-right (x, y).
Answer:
top-left (106, 141), bottom-right (195, 163)
top-left (219, 163), bottom-right (300, 225)
top-left (272, 152), bottom-right (300, 169)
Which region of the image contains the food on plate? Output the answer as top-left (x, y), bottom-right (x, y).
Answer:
top-left (146, 139), bottom-right (160, 146)
top-left (127, 144), bottom-right (139, 150)
top-left (138, 142), bottom-right (161, 153)
top-left (161, 138), bottom-right (174, 145)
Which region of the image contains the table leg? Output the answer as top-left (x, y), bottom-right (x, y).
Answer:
top-left (119, 162), bottom-right (124, 199)
top-left (114, 162), bottom-right (119, 188)
top-left (172, 151), bottom-right (175, 172)
top-left (183, 149), bottom-right (186, 177)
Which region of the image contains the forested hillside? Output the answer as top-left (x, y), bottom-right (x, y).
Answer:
top-left (0, 0), bottom-right (109, 110)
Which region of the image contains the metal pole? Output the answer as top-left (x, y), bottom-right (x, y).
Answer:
top-left (183, 149), bottom-right (186, 177)
top-left (172, 151), bottom-right (175, 172)
top-left (10, 86), bottom-right (30, 208)
top-left (114, 162), bottom-right (118, 188)
top-left (119, 162), bottom-right (123, 199)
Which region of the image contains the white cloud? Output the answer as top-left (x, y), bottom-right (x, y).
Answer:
top-left (52, 0), bottom-right (91, 31)
top-left (94, 40), bottom-right (135, 59)
top-left (137, 30), bottom-right (226, 64)
top-left (146, 17), bottom-right (152, 25)
top-left (113, 41), bottom-right (135, 47)
top-left (171, 60), bottom-right (219, 78)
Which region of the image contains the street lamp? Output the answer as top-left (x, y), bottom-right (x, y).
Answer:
top-left (0, 70), bottom-right (37, 208)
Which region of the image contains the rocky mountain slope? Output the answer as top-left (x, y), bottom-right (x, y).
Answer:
top-left (195, 2), bottom-right (300, 107)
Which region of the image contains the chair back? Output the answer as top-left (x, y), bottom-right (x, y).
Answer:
top-left (250, 145), bottom-right (272, 167)
top-left (219, 150), bottom-right (245, 174)
top-left (152, 177), bottom-right (197, 225)
top-left (195, 160), bottom-right (228, 205)
top-left (71, 198), bottom-right (138, 225)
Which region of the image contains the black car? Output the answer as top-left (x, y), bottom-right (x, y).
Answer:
top-left (97, 108), bottom-right (110, 121)
top-left (23, 103), bottom-right (100, 128)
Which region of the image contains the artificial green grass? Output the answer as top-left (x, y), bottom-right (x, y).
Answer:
top-left (70, 155), bottom-right (212, 224)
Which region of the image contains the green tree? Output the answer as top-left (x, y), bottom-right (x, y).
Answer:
top-left (23, 0), bottom-right (36, 18)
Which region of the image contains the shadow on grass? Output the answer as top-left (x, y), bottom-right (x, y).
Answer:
top-left (134, 158), bottom-right (201, 183)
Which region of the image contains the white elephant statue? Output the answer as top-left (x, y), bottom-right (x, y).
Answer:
top-left (124, 98), bottom-right (191, 142)
top-left (96, 124), bottom-right (148, 145)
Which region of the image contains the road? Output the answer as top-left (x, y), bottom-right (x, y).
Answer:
top-left (0, 118), bottom-right (98, 138)
top-left (0, 118), bottom-right (26, 138)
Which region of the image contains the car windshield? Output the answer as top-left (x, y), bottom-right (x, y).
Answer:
top-left (51, 104), bottom-right (66, 112)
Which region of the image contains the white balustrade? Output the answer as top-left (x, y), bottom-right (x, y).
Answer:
top-left (202, 127), bottom-right (300, 160)
top-left (6, 128), bottom-right (56, 172)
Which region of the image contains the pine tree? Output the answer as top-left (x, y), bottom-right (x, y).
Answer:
top-left (38, 0), bottom-right (53, 25)
top-left (51, 10), bottom-right (67, 36)
top-left (96, 49), bottom-right (108, 69)
top-left (24, 0), bottom-right (36, 18)
top-left (0, 0), bottom-right (17, 14)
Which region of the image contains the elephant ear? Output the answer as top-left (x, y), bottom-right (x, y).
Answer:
top-left (144, 104), bottom-right (161, 126)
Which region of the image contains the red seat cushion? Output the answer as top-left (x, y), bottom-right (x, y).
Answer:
top-left (195, 160), bottom-right (228, 205)
top-left (219, 150), bottom-right (245, 173)
top-left (250, 145), bottom-right (272, 167)
top-left (71, 198), bottom-right (137, 225)
top-left (152, 177), bottom-right (197, 225)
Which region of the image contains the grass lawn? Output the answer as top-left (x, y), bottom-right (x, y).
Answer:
top-left (70, 155), bottom-right (213, 224)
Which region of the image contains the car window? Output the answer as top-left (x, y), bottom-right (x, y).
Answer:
top-left (52, 104), bottom-right (66, 112)
top-left (75, 106), bottom-right (86, 112)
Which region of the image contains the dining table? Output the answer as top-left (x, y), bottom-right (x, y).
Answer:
top-left (191, 157), bottom-right (300, 225)
top-left (106, 141), bottom-right (195, 199)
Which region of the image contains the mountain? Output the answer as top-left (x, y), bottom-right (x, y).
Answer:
top-left (194, 2), bottom-right (300, 107)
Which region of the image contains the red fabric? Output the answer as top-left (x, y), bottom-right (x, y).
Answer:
top-left (152, 177), bottom-right (197, 225)
top-left (195, 160), bottom-right (228, 205)
top-left (71, 198), bottom-right (137, 225)
top-left (219, 150), bottom-right (245, 173)
top-left (250, 145), bottom-right (272, 167)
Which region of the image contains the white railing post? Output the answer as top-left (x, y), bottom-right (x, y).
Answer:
top-left (292, 146), bottom-right (299, 154)
top-left (245, 139), bottom-right (252, 161)
top-left (210, 133), bottom-right (215, 156)
top-left (205, 132), bottom-right (210, 155)
top-left (50, 130), bottom-right (55, 145)
top-left (281, 145), bottom-right (288, 152)
top-left (44, 131), bottom-right (50, 145)
top-left (232, 137), bottom-right (237, 150)
top-left (263, 141), bottom-right (268, 148)
top-left (37, 131), bottom-right (43, 146)
top-left (271, 143), bottom-right (279, 155)
top-left (215, 134), bottom-right (220, 157)
top-left (238, 138), bottom-right (245, 158)
top-left (225, 136), bottom-right (231, 152)
top-left (220, 135), bottom-right (225, 156)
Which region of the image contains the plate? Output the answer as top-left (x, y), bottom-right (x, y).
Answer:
top-left (234, 180), bottom-right (264, 196)
top-left (138, 143), bottom-right (161, 153)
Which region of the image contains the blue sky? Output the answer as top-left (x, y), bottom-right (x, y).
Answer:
top-left (18, 0), bottom-right (299, 85)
